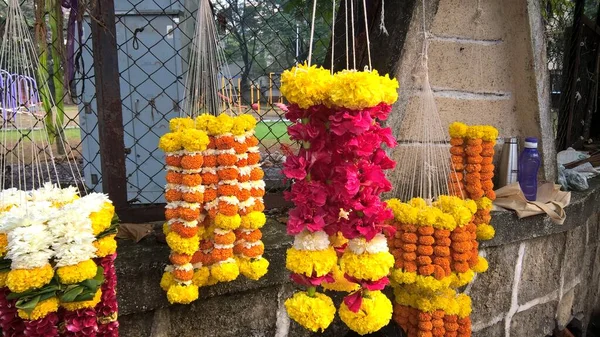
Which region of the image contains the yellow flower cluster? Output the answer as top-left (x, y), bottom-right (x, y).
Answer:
top-left (167, 284), bottom-right (199, 305)
top-left (240, 212), bottom-right (266, 229)
top-left (94, 235), bottom-right (118, 258)
top-left (448, 122), bottom-right (468, 138)
top-left (476, 224), bottom-right (495, 241)
top-left (386, 196), bottom-right (476, 230)
top-left (339, 290), bottom-right (393, 335)
top-left (339, 251), bottom-right (394, 281)
top-left (90, 202), bottom-right (115, 235)
top-left (18, 297), bottom-right (59, 320)
top-left (61, 289), bottom-right (102, 311)
top-left (210, 262), bottom-right (240, 283)
top-left (394, 285), bottom-right (472, 318)
top-left (284, 291), bottom-right (336, 332)
top-left (7, 264), bottom-right (54, 293)
top-left (57, 259), bottom-right (98, 285)
top-left (280, 63), bottom-right (399, 110)
top-left (390, 269), bottom-right (476, 292)
top-left (236, 257), bottom-right (269, 281)
top-left (286, 246), bottom-right (337, 277)
top-left (166, 232), bottom-right (200, 256)
top-left (0, 233), bottom-right (7, 257)
top-left (321, 264), bottom-right (360, 292)
top-left (192, 267), bottom-right (210, 287)
top-left (193, 113), bottom-right (257, 136)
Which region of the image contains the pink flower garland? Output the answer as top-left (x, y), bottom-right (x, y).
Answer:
top-left (62, 309), bottom-right (98, 336)
top-left (23, 312), bottom-right (58, 337)
top-left (0, 288), bottom-right (24, 336)
top-left (94, 254), bottom-right (119, 337)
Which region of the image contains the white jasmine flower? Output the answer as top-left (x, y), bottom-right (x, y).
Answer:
top-left (293, 230), bottom-right (330, 251)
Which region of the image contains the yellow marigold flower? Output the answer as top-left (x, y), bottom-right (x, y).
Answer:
top-left (94, 235), bottom-right (117, 258)
top-left (379, 73), bottom-right (400, 105)
top-left (435, 213), bottom-right (457, 230)
top-left (192, 266), bottom-right (210, 287)
top-left (409, 197), bottom-right (427, 209)
top-left (457, 294), bottom-right (473, 318)
top-left (448, 122), bottom-right (468, 138)
top-left (330, 69), bottom-right (394, 109)
top-left (158, 132), bottom-right (183, 152)
top-left (57, 259), bottom-right (98, 285)
top-left (167, 284), bottom-right (199, 304)
top-left (281, 63), bottom-right (333, 109)
top-left (61, 289), bottom-right (102, 311)
top-left (18, 297), bottom-right (59, 320)
top-left (322, 263), bottom-right (359, 292)
top-left (239, 211), bottom-right (266, 229)
top-left (466, 125), bottom-right (485, 139)
top-left (339, 251), bottom-right (394, 281)
top-left (416, 207), bottom-right (440, 226)
top-left (286, 246), bottom-right (337, 277)
top-left (7, 264), bottom-right (54, 293)
top-left (0, 233), bottom-right (7, 257)
top-left (210, 261), bottom-right (239, 282)
top-left (415, 275), bottom-right (453, 293)
top-left (453, 207), bottom-right (473, 227)
top-left (285, 291), bottom-right (335, 332)
top-left (481, 125), bottom-right (499, 142)
top-left (472, 256), bottom-right (489, 273)
top-left (390, 269), bottom-right (417, 286)
top-left (394, 203), bottom-right (419, 224)
top-left (339, 290), bottom-right (393, 335)
top-left (207, 113), bottom-right (234, 135)
top-left (464, 199), bottom-right (477, 214)
top-left (195, 114), bottom-right (216, 132)
top-left (329, 232), bottom-right (349, 249)
top-left (214, 214), bottom-right (241, 230)
top-left (166, 232), bottom-right (199, 255)
top-left (238, 257), bottom-right (269, 281)
top-left (231, 114), bottom-right (257, 135)
top-left (475, 197), bottom-right (493, 210)
top-left (163, 223), bottom-right (171, 235)
top-left (449, 270), bottom-right (475, 288)
top-left (90, 202), bottom-right (115, 236)
top-left (180, 128), bottom-right (210, 152)
top-left (160, 272), bottom-right (176, 291)
top-left (476, 224), bottom-right (495, 241)
top-left (169, 117), bottom-right (195, 132)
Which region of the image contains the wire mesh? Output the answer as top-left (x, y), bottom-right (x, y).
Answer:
top-left (1, 0), bottom-right (334, 205)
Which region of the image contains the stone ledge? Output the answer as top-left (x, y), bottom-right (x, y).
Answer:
top-left (115, 177), bottom-right (600, 317)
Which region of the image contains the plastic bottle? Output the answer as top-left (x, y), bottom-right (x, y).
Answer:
top-left (518, 137), bottom-right (541, 201)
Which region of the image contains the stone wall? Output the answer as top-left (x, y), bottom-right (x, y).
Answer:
top-left (114, 179), bottom-right (600, 337)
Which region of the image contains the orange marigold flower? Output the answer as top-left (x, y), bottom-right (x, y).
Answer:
top-left (215, 136), bottom-right (235, 149)
top-left (418, 265), bottom-right (435, 276)
top-left (434, 257), bottom-right (451, 272)
top-left (250, 188), bottom-right (265, 198)
top-left (433, 311), bottom-right (445, 320)
top-left (253, 199), bottom-right (265, 212)
top-left (480, 164), bottom-right (495, 173)
top-left (417, 245), bottom-right (434, 256)
top-left (214, 231), bottom-right (236, 245)
top-left (200, 240), bottom-right (213, 250)
top-left (211, 248), bottom-right (234, 262)
top-left (173, 269), bottom-right (194, 281)
top-left (166, 171), bottom-right (183, 184)
top-left (165, 189), bottom-right (182, 202)
top-left (480, 171), bottom-right (494, 180)
top-left (486, 189), bottom-right (496, 200)
top-left (165, 208), bottom-right (179, 220)
top-left (239, 207), bottom-right (250, 216)
top-left (402, 233), bottom-right (418, 244)
top-left (182, 174), bottom-right (203, 186)
top-left (181, 154), bottom-right (204, 170)
top-left (418, 235), bottom-right (435, 246)
top-left (233, 142), bottom-right (248, 154)
top-left (433, 246), bottom-right (450, 257)
top-left (433, 265), bottom-right (446, 280)
top-left (191, 250), bottom-right (212, 265)
top-left (403, 252), bottom-right (417, 261)
top-left (469, 253), bottom-right (479, 267)
top-left (166, 155), bottom-right (182, 166)
top-left (237, 189), bottom-right (251, 201)
top-left (207, 207), bottom-right (218, 218)
top-left (453, 262), bottom-right (470, 273)
top-left (245, 136), bottom-right (259, 147)
top-left (467, 155), bottom-right (483, 164)
top-left (217, 154), bottom-right (237, 166)
top-left (207, 137), bottom-right (217, 149)
top-left (452, 253), bottom-right (470, 262)
top-left (452, 162), bottom-right (465, 171)
top-left (481, 157), bottom-right (493, 165)
top-left (481, 148), bottom-right (495, 157)
top-left (170, 253), bottom-right (192, 265)
top-left (180, 208), bottom-right (201, 221)
top-left (217, 202), bottom-right (238, 216)
top-left (201, 172), bottom-right (218, 185)
top-left (182, 191), bottom-right (204, 203)
top-left (482, 180), bottom-right (494, 191)
top-left (172, 222), bottom-right (199, 238)
top-left (417, 226), bottom-right (435, 236)
top-left (394, 260), bottom-right (404, 269)
top-left (450, 147), bottom-right (464, 156)
top-left (203, 155), bottom-right (217, 167)
top-left (450, 138), bottom-right (464, 146)
top-left (417, 256), bottom-right (432, 266)
top-left (444, 315), bottom-right (458, 323)
top-left (238, 174), bottom-right (250, 183)
top-left (464, 145), bottom-right (482, 156)
top-left (451, 156), bottom-right (464, 164)
top-left (218, 184), bottom-right (240, 197)
top-left (433, 229), bottom-right (451, 239)
top-left (451, 241), bottom-right (472, 253)
top-left (404, 261), bottom-right (417, 272)
top-left (247, 152), bottom-right (261, 165)
top-left (402, 244), bottom-right (417, 253)
top-left (218, 167), bottom-right (239, 181)
top-left (466, 139), bottom-right (482, 146)
top-left (465, 164), bottom-right (481, 173)
top-left (250, 167), bottom-right (264, 180)
top-left (418, 313), bottom-right (432, 321)
top-left (400, 224), bottom-right (418, 232)
top-left (450, 232), bottom-right (471, 242)
top-left (449, 172), bottom-right (463, 183)
top-left (419, 321), bottom-right (433, 330)
top-left (236, 158), bottom-right (248, 166)
top-left (204, 188), bottom-right (217, 202)
top-left (235, 229), bottom-right (262, 242)
top-left (466, 186), bottom-right (484, 199)
top-left (432, 328), bottom-right (445, 336)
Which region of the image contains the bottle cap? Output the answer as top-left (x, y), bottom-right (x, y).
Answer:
top-left (524, 137), bottom-right (538, 149)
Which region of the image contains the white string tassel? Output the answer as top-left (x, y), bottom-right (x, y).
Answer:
top-left (379, 0), bottom-right (389, 36)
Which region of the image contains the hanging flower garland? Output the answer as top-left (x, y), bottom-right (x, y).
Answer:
top-left (281, 63), bottom-right (399, 335)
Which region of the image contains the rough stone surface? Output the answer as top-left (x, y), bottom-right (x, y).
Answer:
top-left (563, 224), bottom-right (587, 287)
top-left (469, 244), bottom-right (518, 324)
top-left (510, 301), bottom-right (558, 337)
top-left (430, 0), bottom-right (505, 40)
top-left (557, 287), bottom-right (575, 330)
top-left (518, 233), bottom-right (565, 304)
top-left (473, 321), bottom-right (505, 337)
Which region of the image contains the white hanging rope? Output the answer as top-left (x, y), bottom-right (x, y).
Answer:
top-left (307, 0), bottom-right (319, 67)
top-left (331, 0), bottom-right (336, 74)
top-left (350, 0), bottom-right (356, 69)
top-left (361, 0), bottom-right (372, 70)
top-left (379, 0), bottom-right (388, 35)
top-left (344, 0), bottom-right (349, 69)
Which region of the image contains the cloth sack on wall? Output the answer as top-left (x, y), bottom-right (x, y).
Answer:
top-left (493, 182), bottom-right (571, 224)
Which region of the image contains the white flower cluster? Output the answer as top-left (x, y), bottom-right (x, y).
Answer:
top-left (347, 234), bottom-right (388, 255)
top-left (293, 230), bottom-right (331, 251)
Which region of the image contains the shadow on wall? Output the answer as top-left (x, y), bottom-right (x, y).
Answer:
top-left (344, 323), bottom-right (405, 337)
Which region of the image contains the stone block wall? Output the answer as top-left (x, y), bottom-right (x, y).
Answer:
top-left (115, 179), bottom-right (600, 337)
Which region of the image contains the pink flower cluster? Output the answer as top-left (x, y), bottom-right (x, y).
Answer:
top-left (0, 288), bottom-right (24, 336)
top-left (62, 309), bottom-right (98, 336)
top-left (283, 103), bottom-right (397, 241)
top-left (95, 254), bottom-right (119, 337)
top-left (23, 313), bottom-right (58, 337)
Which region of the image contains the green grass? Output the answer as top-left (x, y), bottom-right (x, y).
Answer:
top-left (255, 120), bottom-right (291, 142)
top-left (1, 127), bottom-right (80, 143)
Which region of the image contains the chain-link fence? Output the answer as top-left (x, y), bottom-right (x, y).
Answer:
top-left (1, 0), bottom-right (335, 207)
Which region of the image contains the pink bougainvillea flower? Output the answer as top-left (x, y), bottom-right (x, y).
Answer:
top-left (372, 148), bottom-right (396, 170)
top-left (343, 291), bottom-right (363, 313)
top-left (287, 205), bottom-right (327, 235)
top-left (284, 180), bottom-right (327, 208)
top-left (329, 109), bottom-right (372, 136)
top-left (282, 153), bottom-right (308, 180)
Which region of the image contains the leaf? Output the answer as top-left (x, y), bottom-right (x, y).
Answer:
top-left (60, 287), bottom-right (83, 303)
top-left (16, 295), bottom-right (41, 314)
top-left (74, 290), bottom-right (95, 302)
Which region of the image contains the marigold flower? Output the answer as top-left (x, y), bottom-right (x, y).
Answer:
top-left (237, 229), bottom-right (262, 243)
top-left (165, 208), bottom-right (179, 220)
top-left (214, 231), bottom-right (236, 245)
top-left (211, 248), bottom-right (234, 262)
top-left (166, 171), bottom-right (183, 184)
top-left (253, 199), bottom-right (265, 212)
top-left (418, 236), bottom-right (435, 246)
top-left (217, 154), bottom-right (237, 166)
top-left (250, 167), bottom-right (264, 181)
top-left (237, 189), bottom-right (251, 201)
top-left (450, 147), bottom-right (464, 156)
top-left (450, 138), bottom-right (464, 146)
top-left (285, 291), bottom-right (335, 332)
top-left (451, 241), bottom-right (472, 253)
top-left (170, 253), bottom-right (192, 265)
top-left (172, 222), bottom-right (199, 238)
top-left (233, 142), bottom-right (249, 154)
top-left (215, 135), bottom-right (235, 149)
top-left (433, 246), bottom-right (450, 257)
top-left (211, 261), bottom-right (239, 282)
top-left (167, 284), bottom-right (198, 304)
top-left (402, 243), bottom-right (417, 252)
top-left (57, 259), bottom-right (97, 285)
top-left (250, 188), bottom-right (265, 198)
top-left (417, 256), bottom-right (432, 266)
top-left (237, 243), bottom-right (264, 258)
top-left (203, 155), bottom-right (217, 167)
top-left (245, 136), bottom-right (259, 147)
top-left (218, 202), bottom-right (239, 216)
top-left (183, 191), bottom-right (204, 203)
top-left (417, 245), bottom-right (434, 256)
top-left (191, 250), bottom-right (212, 265)
top-left (402, 233), bottom-right (418, 244)
top-left (181, 154), bottom-right (204, 169)
top-left (217, 184), bottom-right (240, 197)
top-left (480, 164), bottom-right (495, 173)
top-left (453, 262), bottom-right (470, 273)
top-left (182, 174), bottom-right (203, 186)
top-left (166, 155), bottom-right (182, 166)
top-left (403, 252), bottom-right (417, 261)
top-left (180, 207), bottom-right (201, 221)
top-left (247, 152), bottom-right (261, 165)
top-left (466, 138), bottom-right (483, 146)
top-left (204, 187), bottom-right (218, 202)
top-left (466, 155), bottom-right (483, 164)
top-left (173, 269), bottom-right (194, 281)
top-left (217, 167), bottom-right (239, 181)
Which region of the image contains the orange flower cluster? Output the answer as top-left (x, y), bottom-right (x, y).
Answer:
top-left (394, 306), bottom-right (471, 337)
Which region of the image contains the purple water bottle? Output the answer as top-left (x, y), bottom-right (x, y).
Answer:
top-left (517, 137), bottom-right (541, 201)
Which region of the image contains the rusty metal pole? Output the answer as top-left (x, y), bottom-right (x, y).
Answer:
top-left (90, 0), bottom-right (128, 209)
